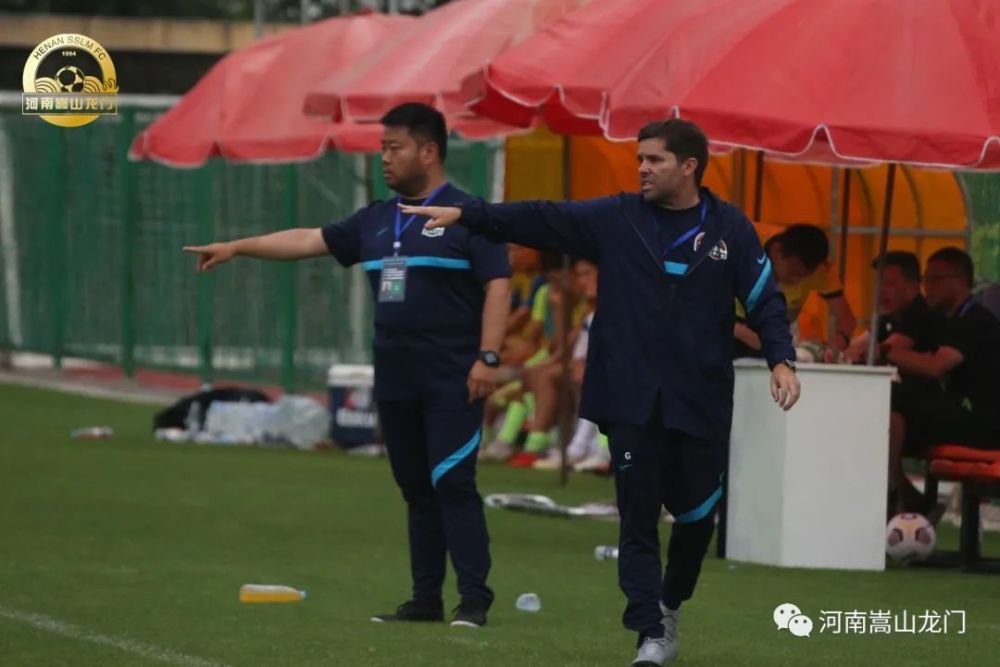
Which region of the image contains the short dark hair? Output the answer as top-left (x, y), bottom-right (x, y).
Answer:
top-left (873, 251), bottom-right (921, 283)
top-left (636, 119), bottom-right (709, 185)
top-left (928, 247), bottom-right (974, 287)
top-left (380, 102), bottom-right (448, 162)
top-left (773, 224), bottom-right (829, 270)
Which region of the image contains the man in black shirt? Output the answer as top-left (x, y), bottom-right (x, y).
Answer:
top-left (886, 248), bottom-right (1000, 514)
top-left (874, 251), bottom-right (942, 353)
top-left (846, 251), bottom-right (943, 366)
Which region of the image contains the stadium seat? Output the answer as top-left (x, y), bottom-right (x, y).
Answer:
top-left (920, 444), bottom-right (1000, 573)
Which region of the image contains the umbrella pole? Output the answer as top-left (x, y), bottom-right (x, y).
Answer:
top-left (865, 163), bottom-right (896, 366)
top-left (558, 136), bottom-right (575, 487)
top-left (838, 169), bottom-right (852, 283)
top-left (752, 150), bottom-right (765, 222)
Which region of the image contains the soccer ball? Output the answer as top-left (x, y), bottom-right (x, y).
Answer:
top-left (886, 513), bottom-right (936, 562)
top-left (56, 66), bottom-right (86, 92)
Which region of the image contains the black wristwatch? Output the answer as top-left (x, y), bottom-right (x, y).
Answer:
top-left (478, 350), bottom-right (501, 368)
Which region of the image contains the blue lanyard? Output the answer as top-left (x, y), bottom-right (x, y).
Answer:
top-left (393, 182), bottom-right (449, 254)
top-left (658, 200), bottom-right (708, 258)
top-left (958, 297), bottom-right (974, 317)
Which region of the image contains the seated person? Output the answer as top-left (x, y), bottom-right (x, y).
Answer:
top-left (846, 251), bottom-right (943, 379)
top-left (502, 244), bottom-right (546, 365)
top-left (735, 224), bottom-right (856, 357)
top-left (529, 259), bottom-right (609, 472)
top-left (508, 257), bottom-right (593, 468)
top-left (886, 248), bottom-right (1000, 514)
top-left (481, 252), bottom-right (574, 461)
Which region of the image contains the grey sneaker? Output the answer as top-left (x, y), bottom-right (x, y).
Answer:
top-left (632, 637), bottom-right (672, 666)
top-left (658, 603), bottom-right (680, 662)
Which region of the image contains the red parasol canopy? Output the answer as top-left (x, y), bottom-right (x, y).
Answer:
top-left (467, 0), bottom-right (1000, 169)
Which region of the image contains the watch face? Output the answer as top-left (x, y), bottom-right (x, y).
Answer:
top-left (481, 351), bottom-right (500, 367)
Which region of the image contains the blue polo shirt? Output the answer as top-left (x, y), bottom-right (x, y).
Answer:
top-left (321, 184), bottom-right (510, 400)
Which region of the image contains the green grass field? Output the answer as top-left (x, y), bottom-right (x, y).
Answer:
top-left (1, 383), bottom-right (998, 667)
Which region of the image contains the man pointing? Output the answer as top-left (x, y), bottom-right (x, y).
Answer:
top-left (400, 119), bottom-right (799, 666)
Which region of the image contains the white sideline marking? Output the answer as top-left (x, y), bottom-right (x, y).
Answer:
top-left (0, 603), bottom-right (233, 667)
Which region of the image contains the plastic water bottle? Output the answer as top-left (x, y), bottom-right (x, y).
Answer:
top-left (69, 427), bottom-right (114, 440)
top-left (594, 545), bottom-right (619, 561)
top-left (239, 584), bottom-right (306, 603)
top-left (185, 402), bottom-right (202, 434)
top-left (515, 593), bottom-right (541, 613)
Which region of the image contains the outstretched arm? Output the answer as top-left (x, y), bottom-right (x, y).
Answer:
top-left (400, 197), bottom-right (614, 260)
top-left (183, 228), bottom-right (328, 272)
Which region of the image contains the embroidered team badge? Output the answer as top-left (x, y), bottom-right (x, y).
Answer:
top-left (708, 240), bottom-right (728, 261)
top-left (693, 232), bottom-right (728, 261)
top-left (421, 226), bottom-right (445, 238)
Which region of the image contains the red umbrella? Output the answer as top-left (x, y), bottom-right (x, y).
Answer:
top-left (302, 0), bottom-right (589, 123)
top-left (470, 0), bottom-right (1000, 169)
top-left (129, 13), bottom-right (411, 166)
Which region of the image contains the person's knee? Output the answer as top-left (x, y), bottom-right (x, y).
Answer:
top-left (392, 470), bottom-right (435, 505)
top-left (671, 514), bottom-right (716, 554)
top-left (433, 473), bottom-right (480, 505)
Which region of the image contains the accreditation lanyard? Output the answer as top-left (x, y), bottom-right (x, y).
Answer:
top-left (393, 182), bottom-right (449, 256)
top-left (656, 200), bottom-right (708, 260)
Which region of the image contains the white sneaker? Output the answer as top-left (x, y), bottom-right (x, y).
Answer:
top-left (531, 450), bottom-right (562, 470)
top-left (632, 636), bottom-right (675, 666)
top-left (574, 451), bottom-right (611, 474)
top-left (479, 439), bottom-right (514, 462)
top-left (346, 443), bottom-right (386, 457)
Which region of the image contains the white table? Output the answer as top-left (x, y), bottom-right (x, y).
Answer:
top-left (725, 360), bottom-right (895, 571)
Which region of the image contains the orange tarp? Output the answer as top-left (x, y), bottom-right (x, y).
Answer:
top-left (506, 129), bottom-right (968, 343)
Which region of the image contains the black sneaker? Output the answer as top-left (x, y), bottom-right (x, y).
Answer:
top-left (450, 598), bottom-right (489, 628)
top-left (371, 598), bottom-right (444, 623)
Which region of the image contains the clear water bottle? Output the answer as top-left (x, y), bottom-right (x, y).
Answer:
top-left (515, 593), bottom-right (541, 612)
top-left (69, 426), bottom-right (114, 440)
top-left (185, 402), bottom-right (202, 434)
top-left (594, 545), bottom-right (619, 561)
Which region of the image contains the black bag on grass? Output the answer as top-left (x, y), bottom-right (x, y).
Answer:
top-left (153, 387), bottom-right (271, 431)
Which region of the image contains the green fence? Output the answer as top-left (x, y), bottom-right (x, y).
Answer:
top-left (961, 172), bottom-right (1000, 285)
top-left (0, 100), bottom-right (502, 390)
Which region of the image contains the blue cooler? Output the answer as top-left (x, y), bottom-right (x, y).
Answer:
top-left (327, 364), bottom-right (377, 447)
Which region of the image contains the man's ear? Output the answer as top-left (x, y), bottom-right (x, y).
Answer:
top-left (682, 156), bottom-right (699, 178)
top-left (421, 141), bottom-right (440, 166)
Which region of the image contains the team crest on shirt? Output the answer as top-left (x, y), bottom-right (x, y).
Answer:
top-left (421, 226), bottom-right (445, 238)
top-left (693, 232), bottom-right (728, 261)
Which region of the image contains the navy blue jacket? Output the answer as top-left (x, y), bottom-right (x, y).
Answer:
top-left (459, 188), bottom-right (794, 441)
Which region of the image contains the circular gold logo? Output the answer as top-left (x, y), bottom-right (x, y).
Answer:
top-left (22, 34), bottom-right (118, 128)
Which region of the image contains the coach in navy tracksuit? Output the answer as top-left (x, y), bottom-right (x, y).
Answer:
top-left (402, 120), bottom-right (799, 666)
top-left (184, 104), bottom-right (510, 629)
